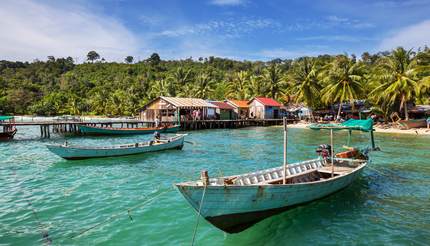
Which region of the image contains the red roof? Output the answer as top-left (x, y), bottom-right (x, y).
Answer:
top-left (210, 101), bottom-right (235, 110)
top-left (250, 97), bottom-right (282, 107)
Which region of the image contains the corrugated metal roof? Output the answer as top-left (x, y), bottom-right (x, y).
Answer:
top-left (210, 101), bottom-right (235, 110)
top-left (251, 97), bottom-right (282, 107)
top-left (161, 97), bottom-right (216, 108)
top-left (226, 99), bottom-right (249, 108)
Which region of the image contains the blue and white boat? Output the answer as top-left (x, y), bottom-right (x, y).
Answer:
top-left (176, 119), bottom-right (376, 233)
top-left (47, 134), bottom-right (186, 160)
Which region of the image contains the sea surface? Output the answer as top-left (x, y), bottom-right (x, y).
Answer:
top-left (0, 125), bottom-right (429, 245)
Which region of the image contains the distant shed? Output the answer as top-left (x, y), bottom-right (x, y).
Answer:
top-left (225, 99), bottom-right (249, 119)
top-left (139, 96), bottom-right (217, 121)
top-left (209, 101), bottom-right (235, 120)
top-left (248, 97), bottom-right (282, 119)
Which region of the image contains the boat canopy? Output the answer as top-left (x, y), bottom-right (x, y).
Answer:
top-left (309, 119), bottom-right (374, 132)
top-left (0, 116), bottom-right (14, 121)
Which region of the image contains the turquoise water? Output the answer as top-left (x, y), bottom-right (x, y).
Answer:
top-left (1, 126), bottom-right (429, 245)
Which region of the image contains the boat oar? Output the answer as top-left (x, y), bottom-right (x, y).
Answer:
top-left (184, 140), bottom-right (195, 145)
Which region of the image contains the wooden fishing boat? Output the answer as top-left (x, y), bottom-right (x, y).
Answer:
top-left (47, 134), bottom-right (186, 160)
top-left (176, 119), bottom-right (376, 233)
top-left (0, 116), bottom-right (17, 140)
top-left (398, 119), bottom-right (427, 129)
top-left (77, 124), bottom-right (180, 135)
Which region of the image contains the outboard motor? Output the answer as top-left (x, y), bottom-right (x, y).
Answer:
top-left (153, 131), bottom-right (161, 140)
top-left (316, 144), bottom-right (331, 159)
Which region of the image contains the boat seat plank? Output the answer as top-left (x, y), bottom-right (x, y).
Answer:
top-left (255, 169), bottom-right (317, 185)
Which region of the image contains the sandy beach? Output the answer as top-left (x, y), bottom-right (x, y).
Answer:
top-left (286, 121), bottom-right (430, 136)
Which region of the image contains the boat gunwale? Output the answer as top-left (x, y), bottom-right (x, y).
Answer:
top-left (47, 134), bottom-right (187, 150)
top-left (78, 124), bottom-right (180, 131)
top-left (175, 158), bottom-right (367, 188)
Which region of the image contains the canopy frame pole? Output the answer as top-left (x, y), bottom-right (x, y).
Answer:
top-left (370, 130), bottom-right (376, 150)
top-left (347, 129), bottom-right (352, 146)
top-left (330, 129), bottom-right (334, 178)
top-left (283, 117), bottom-right (288, 184)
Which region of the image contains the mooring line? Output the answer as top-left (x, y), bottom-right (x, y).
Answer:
top-left (11, 168), bottom-right (52, 245)
top-left (69, 187), bottom-right (173, 239)
top-left (191, 185), bottom-right (207, 246)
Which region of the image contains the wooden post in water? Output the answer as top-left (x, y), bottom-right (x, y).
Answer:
top-left (330, 129), bottom-right (334, 177)
top-left (283, 117), bottom-right (288, 184)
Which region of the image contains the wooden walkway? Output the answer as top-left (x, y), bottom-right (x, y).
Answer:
top-left (0, 119), bottom-right (295, 138)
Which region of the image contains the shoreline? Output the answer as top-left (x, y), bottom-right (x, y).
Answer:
top-left (11, 115), bottom-right (430, 136)
top-left (286, 122), bottom-right (430, 136)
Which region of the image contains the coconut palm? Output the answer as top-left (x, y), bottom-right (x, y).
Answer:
top-left (370, 47), bottom-right (424, 120)
top-left (149, 79), bottom-right (175, 99)
top-left (171, 67), bottom-right (192, 87)
top-left (262, 64), bottom-right (285, 99)
top-left (320, 55), bottom-right (365, 121)
top-left (193, 72), bottom-right (214, 98)
top-left (228, 71), bottom-right (250, 100)
top-left (288, 57), bottom-right (321, 120)
top-left (246, 75), bottom-right (266, 98)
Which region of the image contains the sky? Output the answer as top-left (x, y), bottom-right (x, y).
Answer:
top-left (1, 0), bottom-right (429, 62)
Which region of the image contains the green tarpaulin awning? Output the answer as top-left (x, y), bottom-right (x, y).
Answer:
top-left (309, 118), bottom-right (374, 132)
top-left (0, 116), bottom-right (14, 121)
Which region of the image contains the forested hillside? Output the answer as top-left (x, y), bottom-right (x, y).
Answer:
top-left (1, 47), bottom-right (429, 120)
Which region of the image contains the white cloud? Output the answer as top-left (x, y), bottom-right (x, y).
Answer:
top-left (297, 35), bottom-right (375, 42)
top-left (210, 0), bottom-right (246, 6)
top-left (257, 49), bottom-right (324, 59)
top-left (0, 0), bottom-right (139, 62)
top-left (158, 18), bottom-right (279, 38)
top-left (379, 20), bottom-right (430, 50)
top-left (373, 0), bottom-right (430, 8)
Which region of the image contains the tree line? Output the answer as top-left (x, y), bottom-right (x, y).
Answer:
top-left (0, 47), bottom-right (429, 121)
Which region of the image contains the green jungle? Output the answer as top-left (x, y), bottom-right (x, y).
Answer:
top-left (1, 47), bottom-right (429, 120)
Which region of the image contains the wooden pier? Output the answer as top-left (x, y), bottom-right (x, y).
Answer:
top-left (0, 119), bottom-right (295, 138)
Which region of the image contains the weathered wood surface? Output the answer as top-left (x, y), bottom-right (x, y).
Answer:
top-left (46, 134), bottom-right (186, 160)
top-left (176, 158), bottom-right (367, 233)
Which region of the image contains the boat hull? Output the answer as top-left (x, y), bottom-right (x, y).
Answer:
top-left (399, 119), bottom-right (427, 129)
top-left (78, 125), bottom-right (180, 135)
top-left (0, 129), bottom-right (17, 140)
top-left (47, 135), bottom-right (185, 160)
top-left (176, 163), bottom-right (365, 233)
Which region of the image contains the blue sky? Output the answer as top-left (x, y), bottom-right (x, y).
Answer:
top-left (1, 0), bottom-right (429, 62)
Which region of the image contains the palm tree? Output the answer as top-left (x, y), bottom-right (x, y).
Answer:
top-left (228, 71), bottom-right (250, 99)
top-left (417, 76), bottom-right (430, 104)
top-left (149, 79), bottom-right (175, 99)
top-left (171, 67), bottom-right (192, 87)
top-left (371, 47), bottom-right (423, 120)
top-left (213, 82), bottom-right (233, 100)
top-left (289, 57), bottom-right (321, 120)
top-left (262, 64), bottom-right (285, 99)
top-left (246, 75), bottom-right (266, 98)
top-left (193, 72), bottom-right (214, 98)
top-left (320, 55), bottom-right (365, 121)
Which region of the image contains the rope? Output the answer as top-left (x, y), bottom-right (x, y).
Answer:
top-left (69, 187), bottom-right (172, 239)
top-left (11, 168), bottom-right (52, 245)
top-left (191, 185), bottom-right (207, 246)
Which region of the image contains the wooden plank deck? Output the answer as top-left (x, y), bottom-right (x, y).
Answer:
top-left (0, 119), bottom-right (297, 138)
